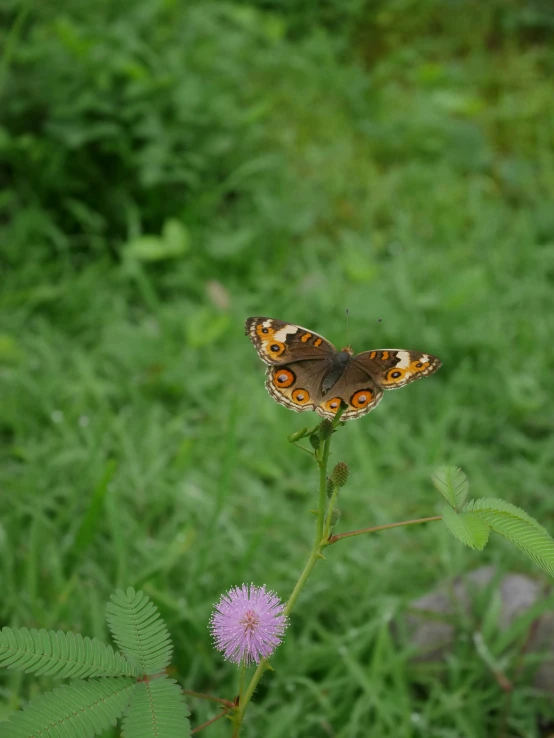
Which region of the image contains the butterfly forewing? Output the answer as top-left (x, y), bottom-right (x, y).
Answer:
top-left (354, 349), bottom-right (442, 389)
top-left (245, 317), bottom-right (335, 365)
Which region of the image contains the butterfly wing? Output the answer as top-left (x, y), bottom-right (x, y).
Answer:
top-left (310, 348), bottom-right (441, 421)
top-left (264, 360), bottom-right (332, 415)
top-left (246, 317), bottom-right (337, 415)
top-left (353, 349), bottom-right (442, 389)
top-left (264, 359), bottom-right (384, 420)
top-left (245, 317), bottom-right (336, 365)
top-left (313, 362), bottom-right (384, 420)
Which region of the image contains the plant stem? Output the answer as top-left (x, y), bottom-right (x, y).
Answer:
top-left (327, 515), bottom-right (442, 544)
top-left (238, 662), bottom-right (246, 701)
top-left (234, 658), bottom-right (268, 735)
top-left (315, 432), bottom-right (332, 545)
top-left (323, 482), bottom-right (340, 541)
top-left (232, 408), bottom-right (345, 734)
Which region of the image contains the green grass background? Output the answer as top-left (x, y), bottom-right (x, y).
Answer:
top-left (2, 0), bottom-right (554, 735)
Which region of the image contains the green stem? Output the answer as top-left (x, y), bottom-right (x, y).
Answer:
top-left (232, 409), bottom-right (345, 734)
top-left (232, 515), bottom-right (442, 733)
top-left (284, 547), bottom-right (321, 617)
top-left (315, 434), bottom-right (332, 545)
top-left (323, 482), bottom-right (340, 541)
top-left (238, 662), bottom-right (246, 702)
top-left (236, 658), bottom-right (268, 727)
top-left (232, 529), bottom-right (325, 732)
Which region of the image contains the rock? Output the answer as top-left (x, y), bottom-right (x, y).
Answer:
top-left (402, 566), bottom-right (554, 691)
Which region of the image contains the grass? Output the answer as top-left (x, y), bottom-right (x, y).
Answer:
top-left (2, 0), bottom-right (554, 735)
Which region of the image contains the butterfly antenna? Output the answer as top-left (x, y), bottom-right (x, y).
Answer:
top-left (345, 308), bottom-right (350, 348)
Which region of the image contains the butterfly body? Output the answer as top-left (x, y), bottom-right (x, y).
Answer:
top-left (245, 317), bottom-right (441, 421)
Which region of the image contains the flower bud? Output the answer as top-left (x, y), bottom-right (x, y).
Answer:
top-left (309, 433), bottom-right (320, 450)
top-left (325, 477), bottom-right (334, 498)
top-left (331, 461), bottom-right (349, 488)
top-left (318, 419), bottom-right (333, 441)
top-left (329, 508), bottom-right (341, 527)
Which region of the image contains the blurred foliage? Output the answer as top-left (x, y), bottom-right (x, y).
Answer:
top-left (3, 0), bottom-right (553, 277)
top-left (2, 0), bottom-right (554, 735)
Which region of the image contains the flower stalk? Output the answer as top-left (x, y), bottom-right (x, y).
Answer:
top-left (224, 406), bottom-right (441, 736)
top-left (231, 407), bottom-right (345, 734)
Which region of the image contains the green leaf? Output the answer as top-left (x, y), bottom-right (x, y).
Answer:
top-left (466, 498), bottom-right (554, 578)
top-left (432, 466), bottom-right (469, 509)
top-left (0, 628), bottom-right (137, 679)
top-left (124, 219), bottom-right (189, 262)
top-left (162, 218), bottom-right (190, 256)
top-left (106, 588), bottom-right (173, 675)
top-left (441, 505), bottom-right (490, 550)
top-left (3, 677), bottom-right (136, 738)
top-left (185, 308), bottom-right (229, 348)
top-left (0, 334), bottom-right (22, 365)
top-left (124, 236), bottom-right (166, 262)
top-left (70, 460), bottom-right (117, 566)
top-left (122, 677), bottom-right (191, 738)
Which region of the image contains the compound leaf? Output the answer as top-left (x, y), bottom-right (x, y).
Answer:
top-left (0, 628), bottom-right (137, 679)
top-left (106, 588), bottom-right (172, 675)
top-left (466, 498), bottom-right (554, 578)
top-left (432, 466), bottom-right (469, 509)
top-left (122, 677), bottom-right (191, 738)
top-left (441, 505), bottom-right (490, 550)
top-left (3, 677), bottom-right (135, 738)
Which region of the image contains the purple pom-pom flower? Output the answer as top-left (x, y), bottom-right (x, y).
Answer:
top-left (210, 584), bottom-right (288, 665)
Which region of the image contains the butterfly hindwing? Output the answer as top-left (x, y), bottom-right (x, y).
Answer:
top-left (264, 361), bottom-right (383, 420)
top-left (265, 361), bottom-right (327, 415)
top-left (312, 362), bottom-right (384, 420)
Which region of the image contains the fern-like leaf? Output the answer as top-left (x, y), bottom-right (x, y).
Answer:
top-left (106, 588), bottom-right (172, 674)
top-left (432, 466), bottom-right (469, 509)
top-left (0, 628), bottom-right (137, 679)
top-left (466, 498), bottom-right (554, 578)
top-left (441, 505), bottom-right (490, 551)
top-left (3, 677), bottom-right (136, 738)
top-left (122, 677), bottom-right (191, 738)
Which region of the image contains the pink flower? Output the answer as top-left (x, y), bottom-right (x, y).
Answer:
top-left (210, 584), bottom-right (288, 665)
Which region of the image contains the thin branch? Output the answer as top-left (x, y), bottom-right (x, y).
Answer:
top-left (191, 709), bottom-right (231, 734)
top-left (327, 516), bottom-right (442, 544)
top-left (291, 442), bottom-right (316, 457)
top-left (182, 689), bottom-right (235, 709)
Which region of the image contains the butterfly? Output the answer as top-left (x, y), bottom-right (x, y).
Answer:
top-left (245, 317), bottom-right (442, 421)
